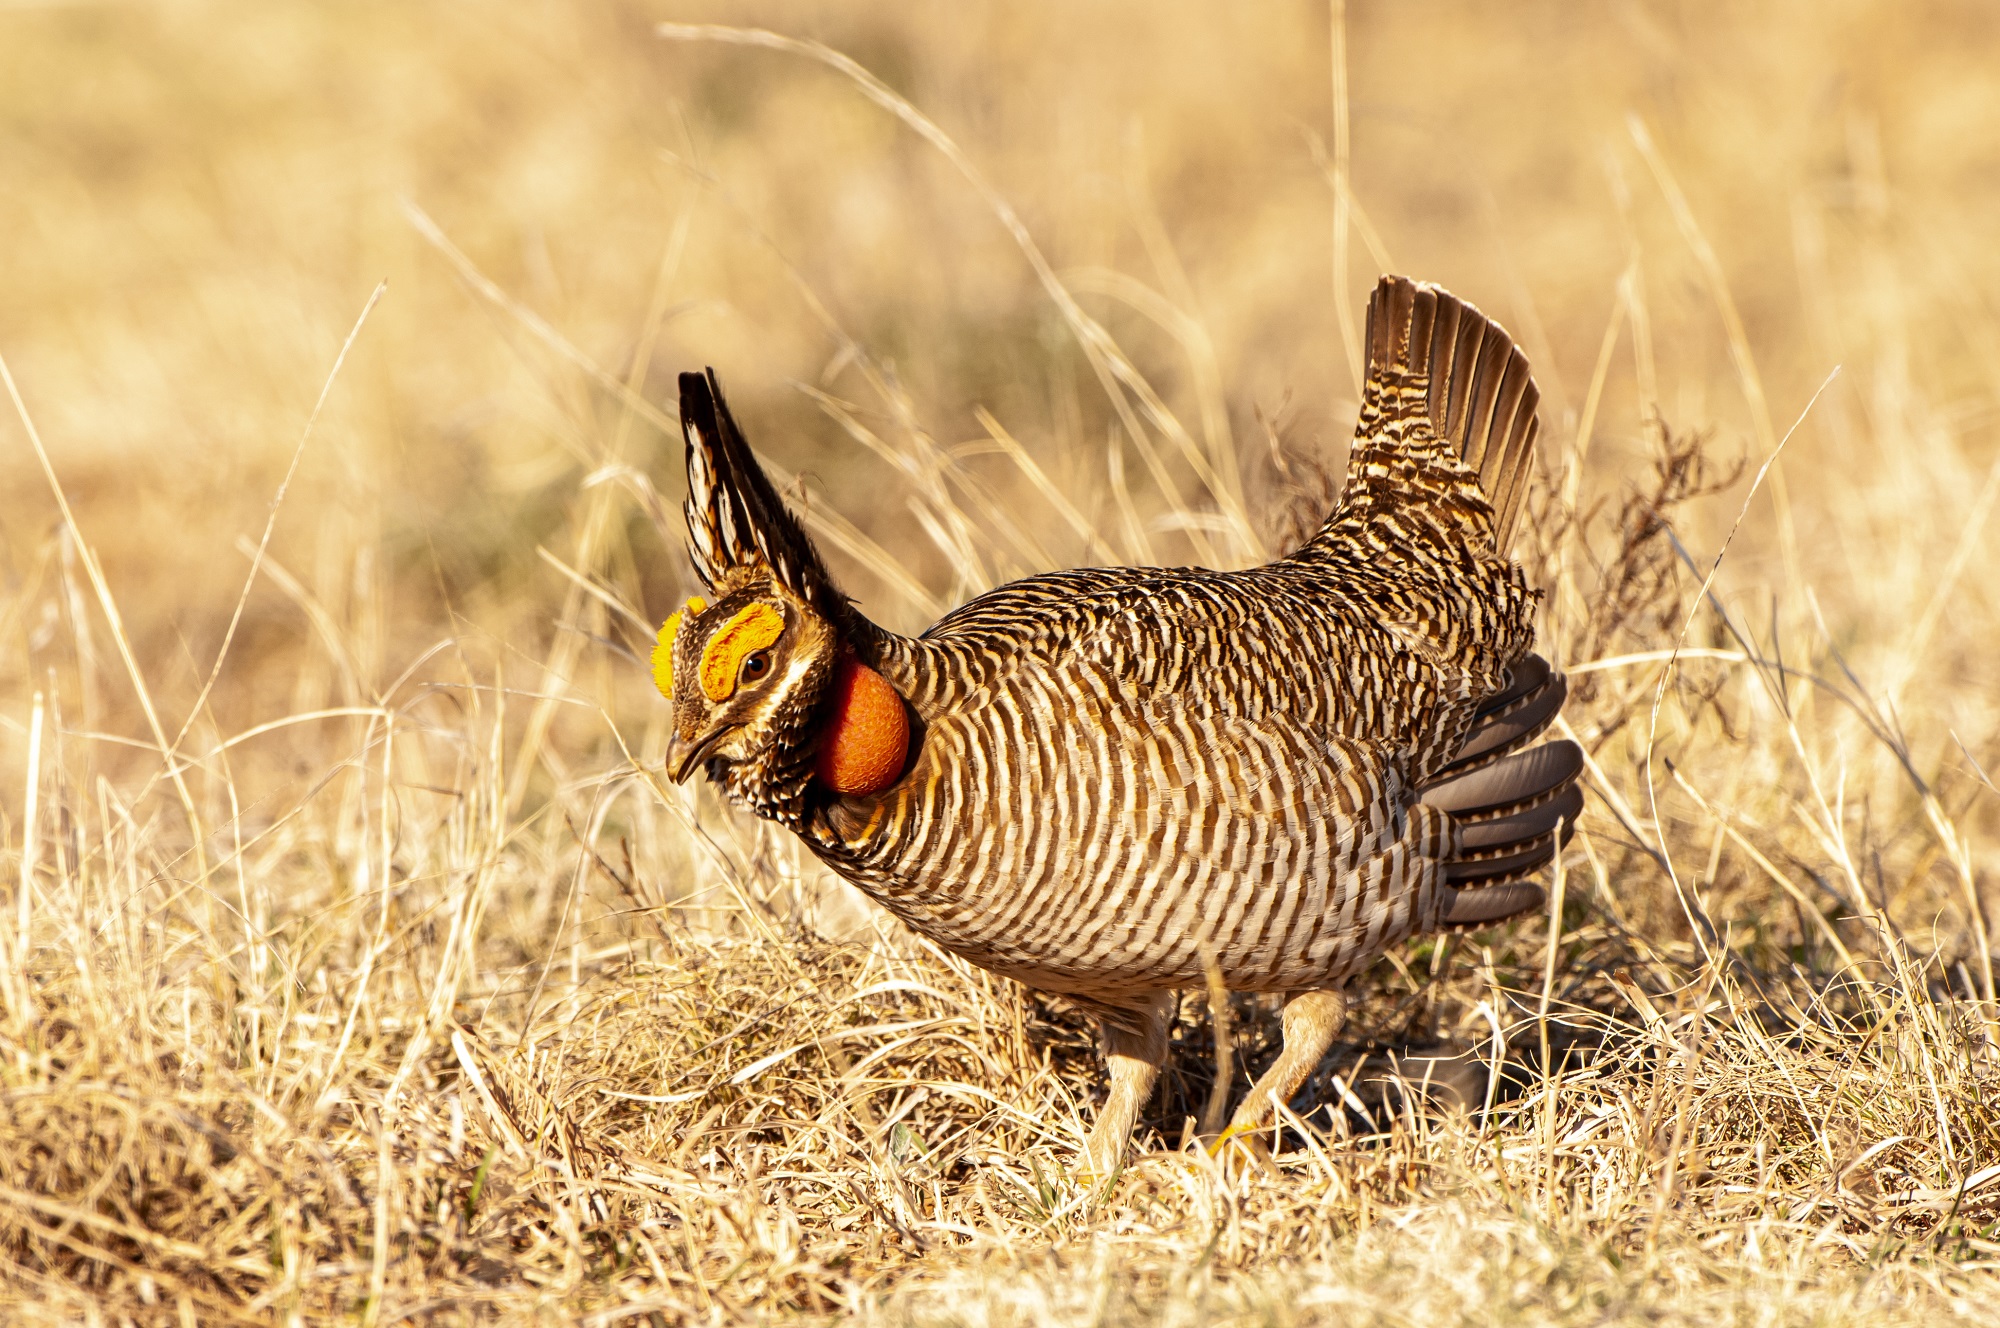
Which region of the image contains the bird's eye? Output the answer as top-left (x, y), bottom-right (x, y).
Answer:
top-left (740, 651), bottom-right (772, 683)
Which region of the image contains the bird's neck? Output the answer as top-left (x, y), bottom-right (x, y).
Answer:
top-left (722, 742), bottom-right (818, 831)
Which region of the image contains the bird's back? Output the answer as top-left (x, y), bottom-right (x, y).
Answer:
top-left (664, 275), bottom-right (1580, 1170)
top-left (799, 277), bottom-right (1572, 1018)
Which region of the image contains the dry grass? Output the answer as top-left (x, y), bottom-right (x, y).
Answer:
top-left (2, 1), bottom-right (1999, 1322)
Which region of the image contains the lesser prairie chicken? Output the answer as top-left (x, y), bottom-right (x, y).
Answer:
top-left (654, 275), bottom-right (1581, 1173)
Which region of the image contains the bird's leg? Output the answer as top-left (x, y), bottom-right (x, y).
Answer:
top-left (1221, 988), bottom-right (1347, 1143)
top-left (1079, 992), bottom-right (1172, 1179)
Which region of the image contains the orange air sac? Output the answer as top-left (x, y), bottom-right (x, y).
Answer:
top-left (814, 656), bottom-right (909, 796)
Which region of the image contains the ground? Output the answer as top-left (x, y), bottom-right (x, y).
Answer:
top-left (0, 2), bottom-right (1997, 1323)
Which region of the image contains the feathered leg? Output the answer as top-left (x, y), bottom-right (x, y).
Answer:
top-left (1080, 992), bottom-right (1172, 1178)
top-left (1222, 988), bottom-right (1347, 1141)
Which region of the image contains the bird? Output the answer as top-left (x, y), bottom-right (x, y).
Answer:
top-left (654, 275), bottom-right (1582, 1176)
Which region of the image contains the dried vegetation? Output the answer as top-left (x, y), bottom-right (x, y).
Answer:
top-left (1, 2), bottom-right (1998, 1323)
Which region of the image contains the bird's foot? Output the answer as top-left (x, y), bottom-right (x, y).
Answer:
top-left (1199, 1122), bottom-right (1277, 1179)
top-left (1074, 1118), bottom-right (1139, 1196)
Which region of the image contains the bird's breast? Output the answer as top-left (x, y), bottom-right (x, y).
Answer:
top-left (809, 674), bottom-right (1416, 993)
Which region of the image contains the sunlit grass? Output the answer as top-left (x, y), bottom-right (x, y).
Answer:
top-left (0, 3), bottom-right (1997, 1323)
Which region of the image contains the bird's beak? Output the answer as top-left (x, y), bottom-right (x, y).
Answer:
top-left (665, 725), bottom-right (724, 784)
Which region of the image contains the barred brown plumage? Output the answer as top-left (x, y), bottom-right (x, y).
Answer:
top-left (656, 275), bottom-right (1581, 1175)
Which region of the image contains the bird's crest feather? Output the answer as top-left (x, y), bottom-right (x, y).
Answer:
top-left (679, 369), bottom-right (840, 612)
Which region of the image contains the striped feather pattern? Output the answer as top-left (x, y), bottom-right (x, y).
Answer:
top-left (670, 275), bottom-right (1577, 1072)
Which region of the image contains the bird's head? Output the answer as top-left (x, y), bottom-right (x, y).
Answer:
top-left (654, 572), bottom-right (840, 789)
top-left (655, 370), bottom-right (909, 826)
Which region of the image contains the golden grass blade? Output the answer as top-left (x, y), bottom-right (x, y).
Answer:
top-left (1, 353), bottom-right (212, 882)
top-left (1328, 0), bottom-right (1361, 400)
top-left (4, 10), bottom-right (2000, 1321)
top-left (1641, 366), bottom-right (1841, 956)
top-left (174, 282), bottom-right (386, 753)
top-left (1629, 115), bottom-right (1801, 593)
top-left (658, 22), bottom-right (1244, 565)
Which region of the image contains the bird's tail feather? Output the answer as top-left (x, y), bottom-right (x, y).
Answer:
top-left (1437, 880), bottom-right (1546, 930)
top-left (1422, 653), bottom-right (1582, 928)
top-left (1360, 275), bottom-right (1542, 549)
top-left (1432, 653), bottom-right (1568, 782)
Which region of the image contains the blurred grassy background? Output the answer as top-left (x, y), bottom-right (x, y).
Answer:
top-left (6, 1), bottom-right (1998, 756)
top-left (3, 3), bottom-right (2000, 1320)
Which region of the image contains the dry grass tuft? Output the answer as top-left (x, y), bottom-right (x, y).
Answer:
top-left (2, 2), bottom-right (1999, 1323)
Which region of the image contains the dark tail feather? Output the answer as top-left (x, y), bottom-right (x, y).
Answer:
top-left (1427, 739), bottom-right (1583, 889)
top-left (1361, 276), bottom-right (1542, 549)
top-left (1439, 880), bottom-right (1546, 930)
top-left (1471, 649), bottom-right (1550, 714)
top-left (680, 370), bottom-right (839, 611)
top-left (1430, 653), bottom-right (1567, 782)
top-left (1423, 737), bottom-right (1582, 819)
top-left (1456, 784), bottom-right (1576, 856)
top-left (1444, 785), bottom-right (1582, 886)
top-left (1423, 690), bottom-right (1584, 928)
